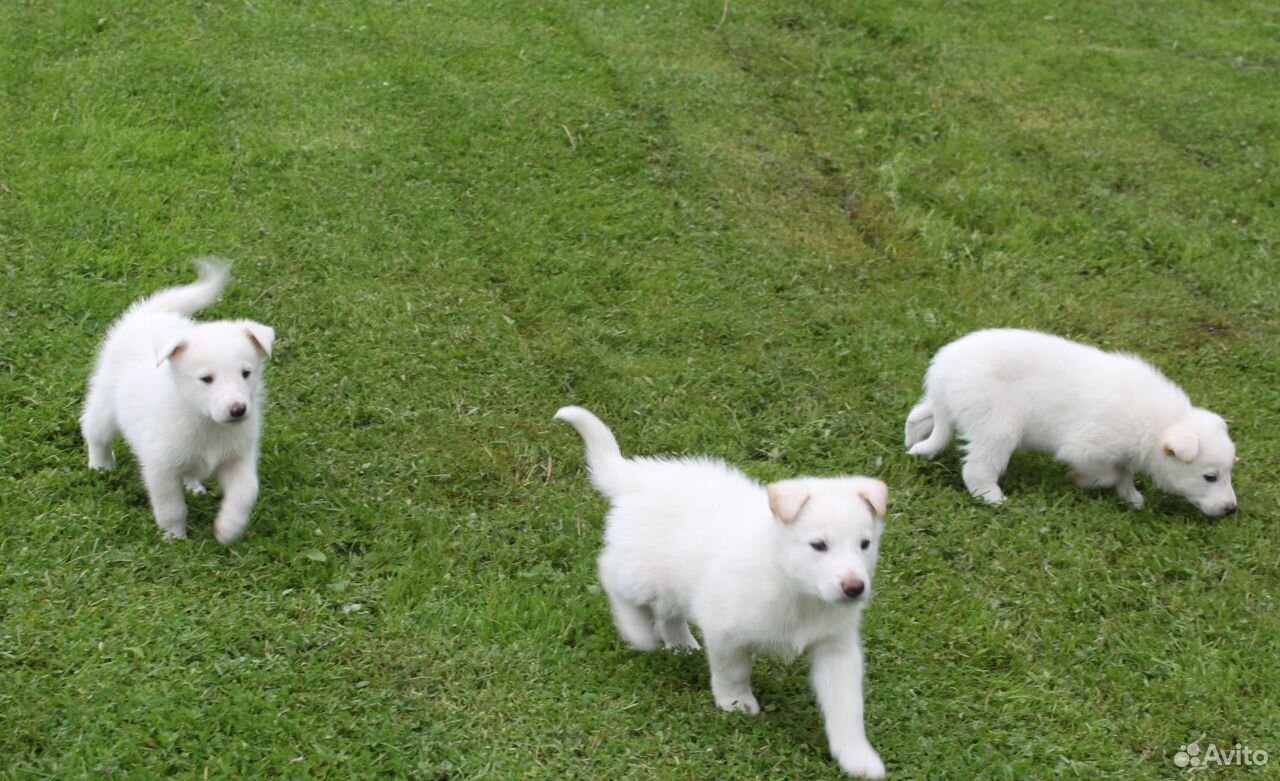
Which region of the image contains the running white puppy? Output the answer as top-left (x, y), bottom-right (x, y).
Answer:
top-left (556, 406), bottom-right (888, 779)
top-left (904, 328), bottom-right (1237, 517)
top-left (81, 259), bottom-right (275, 544)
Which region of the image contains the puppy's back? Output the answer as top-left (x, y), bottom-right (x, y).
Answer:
top-left (601, 455), bottom-right (769, 599)
top-left (927, 329), bottom-right (1190, 435)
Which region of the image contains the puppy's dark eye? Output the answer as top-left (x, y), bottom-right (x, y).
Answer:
top-left (810, 541), bottom-right (827, 552)
top-left (1204, 473), bottom-right (1219, 483)
top-left (200, 375), bottom-right (214, 384)
top-left (242, 369), bottom-right (251, 379)
top-left (860, 539), bottom-right (871, 550)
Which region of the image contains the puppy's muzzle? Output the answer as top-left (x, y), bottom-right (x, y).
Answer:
top-left (228, 402), bottom-right (247, 421)
top-left (841, 577), bottom-right (866, 599)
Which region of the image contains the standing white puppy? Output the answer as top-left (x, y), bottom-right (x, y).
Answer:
top-left (904, 328), bottom-right (1237, 517)
top-left (81, 259), bottom-right (275, 544)
top-left (556, 406), bottom-right (888, 779)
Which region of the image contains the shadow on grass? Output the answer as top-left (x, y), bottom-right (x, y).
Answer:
top-left (908, 448), bottom-right (1224, 527)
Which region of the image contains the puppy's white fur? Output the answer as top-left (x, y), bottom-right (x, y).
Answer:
top-left (556, 406), bottom-right (888, 779)
top-left (905, 328), bottom-right (1238, 517)
top-left (81, 260), bottom-right (274, 544)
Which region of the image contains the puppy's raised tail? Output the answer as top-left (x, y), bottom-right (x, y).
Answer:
top-left (134, 257), bottom-right (231, 316)
top-left (555, 406), bottom-right (627, 490)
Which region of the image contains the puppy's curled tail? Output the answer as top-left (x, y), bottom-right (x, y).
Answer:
top-left (904, 400), bottom-right (934, 449)
top-left (136, 257), bottom-right (231, 316)
top-left (904, 398), bottom-right (952, 458)
top-left (555, 406), bottom-right (626, 489)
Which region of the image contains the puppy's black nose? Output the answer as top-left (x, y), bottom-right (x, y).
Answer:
top-left (841, 578), bottom-right (865, 599)
top-left (1223, 503), bottom-right (1237, 516)
top-left (229, 402), bottom-right (247, 419)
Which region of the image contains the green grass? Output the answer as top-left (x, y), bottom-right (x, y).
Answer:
top-left (2, 0), bottom-right (1277, 778)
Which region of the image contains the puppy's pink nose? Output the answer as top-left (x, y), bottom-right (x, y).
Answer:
top-left (229, 402), bottom-right (247, 419)
top-left (1222, 502), bottom-right (1237, 516)
top-left (841, 577), bottom-right (865, 599)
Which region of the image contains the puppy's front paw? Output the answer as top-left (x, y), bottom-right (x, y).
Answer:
top-left (214, 519), bottom-right (247, 547)
top-left (714, 691), bottom-right (760, 715)
top-left (88, 449), bottom-right (115, 470)
top-left (833, 741), bottom-right (885, 779)
top-left (1119, 487), bottom-right (1144, 509)
top-left (974, 487), bottom-right (1005, 504)
top-left (161, 527), bottom-right (188, 541)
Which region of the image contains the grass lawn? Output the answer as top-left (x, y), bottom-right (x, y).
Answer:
top-left (2, 0), bottom-right (1277, 778)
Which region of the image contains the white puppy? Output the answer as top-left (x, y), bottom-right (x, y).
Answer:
top-left (905, 328), bottom-right (1237, 517)
top-left (556, 406), bottom-right (888, 779)
top-left (81, 259), bottom-right (275, 544)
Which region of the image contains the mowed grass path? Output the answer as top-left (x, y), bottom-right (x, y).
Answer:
top-left (2, 1), bottom-right (1277, 778)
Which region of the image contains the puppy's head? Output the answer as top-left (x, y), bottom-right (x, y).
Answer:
top-left (155, 320), bottom-right (274, 424)
top-left (1148, 408), bottom-right (1237, 517)
top-left (768, 476), bottom-right (888, 605)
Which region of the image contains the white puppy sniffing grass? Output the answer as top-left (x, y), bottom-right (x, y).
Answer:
top-left (556, 406), bottom-right (888, 779)
top-left (81, 259), bottom-right (274, 544)
top-left (905, 328), bottom-right (1238, 517)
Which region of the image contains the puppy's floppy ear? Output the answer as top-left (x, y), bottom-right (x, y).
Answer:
top-left (1162, 425), bottom-right (1200, 463)
top-left (852, 477), bottom-right (889, 520)
top-left (767, 480), bottom-right (811, 525)
top-left (154, 332), bottom-right (189, 367)
top-left (241, 320), bottom-right (275, 357)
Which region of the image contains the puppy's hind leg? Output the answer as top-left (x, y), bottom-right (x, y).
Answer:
top-left (656, 615), bottom-right (700, 652)
top-left (80, 384), bottom-right (117, 470)
top-left (603, 591), bottom-right (661, 651)
top-left (961, 436), bottom-right (1014, 504)
top-left (598, 553), bottom-right (661, 650)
